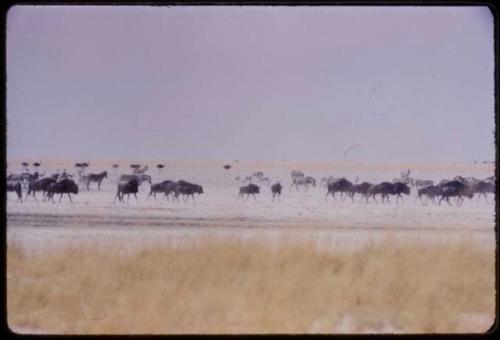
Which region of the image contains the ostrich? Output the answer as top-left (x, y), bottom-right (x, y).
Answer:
top-left (112, 163), bottom-right (119, 176)
top-left (157, 163), bottom-right (165, 174)
top-left (21, 162), bottom-right (29, 172)
top-left (32, 160), bottom-right (42, 171)
top-left (223, 164), bottom-right (231, 175)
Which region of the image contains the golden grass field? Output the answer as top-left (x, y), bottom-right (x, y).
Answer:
top-left (7, 235), bottom-right (495, 334)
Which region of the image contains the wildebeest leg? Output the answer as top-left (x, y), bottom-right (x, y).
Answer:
top-left (98, 181), bottom-right (102, 191)
top-left (68, 193), bottom-right (73, 203)
top-left (113, 192), bottom-right (119, 203)
top-left (134, 193), bottom-right (138, 202)
top-left (87, 181), bottom-right (90, 191)
top-left (59, 193), bottom-right (63, 203)
top-left (325, 191), bottom-right (330, 201)
top-left (278, 193), bottom-right (281, 202)
top-left (253, 193), bottom-right (257, 201)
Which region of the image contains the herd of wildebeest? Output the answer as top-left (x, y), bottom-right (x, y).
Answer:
top-left (6, 162), bottom-right (496, 207)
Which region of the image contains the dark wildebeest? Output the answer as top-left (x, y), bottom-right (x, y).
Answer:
top-left (367, 182), bottom-right (394, 204)
top-left (86, 171), bottom-right (107, 191)
top-left (25, 178), bottom-right (56, 201)
top-left (351, 182), bottom-right (373, 202)
top-left (271, 182), bottom-right (282, 201)
top-left (174, 182), bottom-right (204, 202)
top-left (390, 182), bottom-right (411, 203)
top-left (163, 181), bottom-right (180, 201)
top-left (472, 181), bottom-right (495, 203)
top-left (148, 180), bottom-right (174, 200)
top-left (325, 178), bottom-right (354, 201)
top-left (416, 185), bottom-right (443, 205)
top-left (46, 179), bottom-right (79, 203)
top-left (438, 181), bottom-right (474, 206)
top-left (239, 183), bottom-right (260, 201)
top-left (7, 181), bottom-right (23, 202)
top-left (118, 174), bottom-right (151, 188)
top-left (114, 179), bottom-right (139, 203)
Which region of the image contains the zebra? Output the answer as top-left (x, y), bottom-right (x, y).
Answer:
top-left (291, 176), bottom-right (309, 192)
top-left (85, 171), bottom-right (108, 191)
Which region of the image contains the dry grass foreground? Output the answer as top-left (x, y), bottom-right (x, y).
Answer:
top-left (7, 236), bottom-right (495, 334)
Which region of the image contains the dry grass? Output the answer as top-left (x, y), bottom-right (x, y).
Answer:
top-left (7, 236), bottom-right (495, 334)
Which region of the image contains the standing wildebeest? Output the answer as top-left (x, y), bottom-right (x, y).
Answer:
top-left (7, 181), bottom-right (23, 202)
top-left (86, 171), bottom-right (107, 191)
top-left (472, 181), bottom-right (495, 203)
top-left (271, 182), bottom-right (282, 201)
top-left (148, 180), bottom-right (174, 200)
top-left (239, 183), bottom-right (260, 201)
top-left (416, 185), bottom-right (443, 205)
top-left (25, 177), bottom-right (56, 201)
top-left (351, 182), bottom-right (373, 202)
top-left (46, 179), bottom-right (79, 203)
top-left (114, 179), bottom-right (139, 203)
top-left (326, 178), bottom-right (354, 201)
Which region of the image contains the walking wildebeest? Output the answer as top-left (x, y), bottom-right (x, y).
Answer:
top-left (438, 181), bottom-right (474, 206)
top-left (148, 180), bottom-right (174, 200)
top-left (173, 182), bottom-right (204, 202)
top-left (271, 182), bottom-right (282, 201)
top-left (390, 182), bottom-right (411, 203)
top-left (416, 185), bottom-right (443, 205)
top-left (291, 176), bottom-right (310, 192)
top-left (367, 182), bottom-right (394, 204)
top-left (118, 174), bottom-right (151, 188)
top-left (7, 181), bottom-right (23, 202)
top-left (46, 179), bottom-right (79, 203)
top-left (239, 183), bottom-right (260, 201)
top-left (472, 181), bottom-right (495, 203)
top-left (86, 171), bottom-right (107, 191)
top-left (25, 177), bottom-right (56, 201)
top-left (325, 178), bottom-right (354, 201)
top-left (351, 182), bottom-right (373, 202)
top-left (114, 179), bottom-right (139, 203)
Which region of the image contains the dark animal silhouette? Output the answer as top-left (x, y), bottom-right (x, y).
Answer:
top-left (118, 174), bottom-right (151, 187)
top-left (46, 179), bottom-right (79, 203)
top-left (416, 185), bottom-right (443, 205)
top-left (390, 182), bottom-right (411, 203)
top-left (305, 176), bottom-right (316, 187)
top-left (239, 183), bottom-right (260, 201)
top-left (7, 181), bottom-right (23, 202)
top-left (26, 178), bottom-right (56, 201)
top-left (326, 178), bottom-right (354, 201)
top-left (114, 179), bottom-right (139, 203)
top-left (271, 182), bottom-right (282, 201)
top-left (174, 182), bottom-right (204, 202)
top-left (438, 181), bottom-right (473, 206)
top-left (367, 182), bottom-right (394, 204)
top-left (148, 180), bottom-right (174, 200)
top-left (86, 171), bottom-right (107, 190)
top-left (351, 182), bottom-right (373, 202)
top-left (472, 181), bottom-right (495, 203)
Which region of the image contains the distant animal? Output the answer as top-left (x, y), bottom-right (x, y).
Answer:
top-left (351, 182), bottom-right (373, 202)
top-left (223, 164), bottom-right (231, 175)
top-left (239, 183), bottom-right (260, 201)
top-left (417, 185), bottom-right (443, 205)
top-left (472, 181), bottom-right (495, 203)
top-left (326, 178), bottom-right (354, 201)
top-left (438, 181), bottom-right (473, 206)
top-left (46, 179), bottom-right (79, 203)
top-left (271, 182), bottom-right (282, 201)
top-left (25, 178), bottom-right (56, 201)
top-left (173, 182), bottom-right (204, 202)
top-left (291, 176), bottom-right (309, 192)
top-left (118, 174), bottom-right (151, 187)
top-left (259, 177), bottom-right (270, 186)
top-left (252, 171), bottom-right (264, 180)
top-left (367, 182), bottom-right (394, 204)
top-left (291, 170), bottom-right (304, 179)
top-left (7, 181), bottom-right (23, 202)
top-left (148, 180), bottom-right (174, 200)
top-left (85, 171), bottom-right (107, 191)
top-left (390, 182), bottom-right (411, 203)
top-left (114, 179), bottom-right (139, 203)
top-left (157, 164), bottom-right (165, 173)
top-left (133, 165), bottom-right (148, 175)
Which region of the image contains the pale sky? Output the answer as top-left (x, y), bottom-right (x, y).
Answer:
top-left (6, 6), bottom-right (495, 162)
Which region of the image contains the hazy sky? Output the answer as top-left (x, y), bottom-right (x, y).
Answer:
top-left (6, 6), bottom-right (494, 162)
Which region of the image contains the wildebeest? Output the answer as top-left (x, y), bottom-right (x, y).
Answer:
top-left (25, 178), bottom-right (56, 201)
top-left (114, 179), bottom-right (139, 203)
top-left (438, 181), bottom-right (473, 206)
top-left (86, 171), bottom-right (107, 191)
top-left (239, 183), bottom-right (260, 201)
top-left (148, 180), bottom-right (174, 200)
top-left (367, 182), bottom-right (410, 204)
top-left (326, 178), bottom-right (354, 201)
top-left (46, 179), bottom-right (79, 203)
top-left (351, 182), bottom-right (373, 202)
top-left (291, 176), bottom-right (310, 192)
top-left (416, 185), bottom-right (443, 205)
top-left (7, 181), bottom-right (23, 202)
top-left (472, 181), bottom-right (495, 203)
top-left (173, 182), bottom-right (204, 202)
top-left (271, 182), bottom-right (282, 201)
top-left (259, 177), bottom-right (270, 186)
